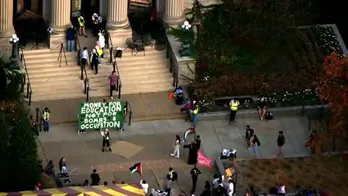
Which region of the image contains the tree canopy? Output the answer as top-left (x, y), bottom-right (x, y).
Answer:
top-left (194, 0), bottom-right (313, 73)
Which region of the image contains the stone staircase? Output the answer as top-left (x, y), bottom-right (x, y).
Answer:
top-left (23, 46), bottom-right (173, 101)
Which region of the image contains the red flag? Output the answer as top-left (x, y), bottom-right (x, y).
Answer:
top-left (197, 151), bottom-right (212, 168)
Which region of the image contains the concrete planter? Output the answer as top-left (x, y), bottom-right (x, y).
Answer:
top-left (198, 104), bottom-right (329, 121)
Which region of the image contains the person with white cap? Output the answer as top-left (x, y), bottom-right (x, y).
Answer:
top-left (101, 129), bottom-right (112, 152)
top-left (92, 13), bottom-right (99, 36)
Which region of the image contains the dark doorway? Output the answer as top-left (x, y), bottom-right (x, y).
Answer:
top-left (80, 0), bottom-right (99, 26)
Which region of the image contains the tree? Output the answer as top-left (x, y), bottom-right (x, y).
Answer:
top-left (195, 0), bottom-right (313, 74)
top-left (0, 57), bottom-right (24, 100)
top-left (0, 101), bottom-right (41, 192)
top-left (317, 53), bottom-right (348, 137)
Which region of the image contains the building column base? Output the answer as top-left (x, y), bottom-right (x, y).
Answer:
top-left (163, 16), bottom-right (186, 28)
top-left (107, 26), bottom-right (132, 48)
top-left (49, 32), bottom-right (66, 50)
top-left (106, 19), bottom-right (130, 30)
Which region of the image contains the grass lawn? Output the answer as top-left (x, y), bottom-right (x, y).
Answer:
top-left (233, 155), bottom-right (348, 195)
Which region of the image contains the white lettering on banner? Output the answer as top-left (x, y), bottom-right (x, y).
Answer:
top-left (79, 101), bottom-right (124, 129)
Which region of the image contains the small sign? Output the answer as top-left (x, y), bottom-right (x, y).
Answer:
top-left (197, 151), bottom-right (213, 168)
top-left (78, 101), bottom-right (125, 130)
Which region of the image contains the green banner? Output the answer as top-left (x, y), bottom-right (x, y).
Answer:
top-left (78, 101), bottom-right (125, 130)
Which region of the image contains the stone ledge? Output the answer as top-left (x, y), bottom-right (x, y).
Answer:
top-left (198, 104), bottom-right (329, 121)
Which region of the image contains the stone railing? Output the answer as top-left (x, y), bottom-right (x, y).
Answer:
top-left (166, 34), bottom-right (196, 86)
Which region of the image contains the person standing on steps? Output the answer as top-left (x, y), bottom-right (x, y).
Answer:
top-left (77, 15), bottom-right (87, 37)
top-left (90, 49), bottom-right (99, 74)
top-left (42, 107), bottom-right (50, 132)
top-left (276, 131), bottom-right (285, 157)
top-left (108, 71), bottom-right (118, 99)
top-left (101, 129), bottom-right (112, 152)
top-left (229, 98), bottom-right (240, 124)
top-left (190, 165), bottom-right (201, 193)
top-left (66, 26), bottom-right (75, 52)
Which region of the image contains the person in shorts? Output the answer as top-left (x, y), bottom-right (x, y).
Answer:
top-left (108, 71), bottom-right (118, 99)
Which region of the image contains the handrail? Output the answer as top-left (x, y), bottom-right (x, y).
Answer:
top-left (20, 47), bottom-right (33, 106)
top-left (108, 31), bottom-right (122, 99)
top-left (126, 101), bottom-right (132, 126)
top-left (75, 29), bottom-right (90, 101)
top-left (165, 35), bottom-right (179, 88)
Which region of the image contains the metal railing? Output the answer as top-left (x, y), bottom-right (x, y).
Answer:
top-left (108, 31), bottom-right (122, 99)
top-left (165, 33), bottom-right (179, 88)
top-left (125, 101), bottom-right (132, 126)
top-left (75, 30), bottom-right (90, 101)
top-left (20, 47), bottom-right (33, 105)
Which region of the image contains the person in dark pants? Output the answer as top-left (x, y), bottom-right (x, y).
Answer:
top-left (101, 129), bottom-right (112, 152)
top-left (190, 165), bottom-right (201, 193)
top-left (195, 135), bottom-right (201, 150)
top-left (229, 98), bottom-right (240, 124)
top-left (42, 107), bottom-right (50, 132)
top-left (66, 27), bottom-right (75, 52)
top-left (90, 169), bottom-right (101, 185)
top-left (163, 174), bottom-right (173, 196)
top-left (201, 181), bottom-right (212, 196)
top-left (90, 49), bottom-right (99, 74)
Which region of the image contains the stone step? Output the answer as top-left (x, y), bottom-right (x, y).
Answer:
top-left (25, 56), bottom-right (78, 65)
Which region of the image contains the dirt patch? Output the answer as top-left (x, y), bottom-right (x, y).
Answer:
top-left (230, 155), bottom-right (348, 195)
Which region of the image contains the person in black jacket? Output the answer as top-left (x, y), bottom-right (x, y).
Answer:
top-left (90, 169), bottom-right (101, 185)
top-left (90, 49), bottom-right (99, 74)
top-left (277, 131), bottom-right (285, 156)
top-left (101, 129), bottom-right (112, 152)
top-left (190, 165), bottom-right (201, 193)
top-left (200, 181), bottom-right (212, 196)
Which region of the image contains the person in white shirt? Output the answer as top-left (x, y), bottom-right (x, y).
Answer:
top-left (80, 47), bottom-right (89, 67)
top-left (98, 33), bottom-right (105, 59)
top-left (140, 180), bottom-right (149, 194)
top-left (227, 178), bottom-right (234, 196)
top-left (277, 184), bottom-right (286, 196)
top-left (170, 135), bottom-right (181, 158)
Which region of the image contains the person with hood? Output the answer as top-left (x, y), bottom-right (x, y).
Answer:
top-left (90, 49), bottom-right (99, 74)
top-left (98, 33), bottom-right (105, 59)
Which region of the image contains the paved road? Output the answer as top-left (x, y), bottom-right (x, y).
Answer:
top-left (38, 116), bottom-right (310, 194)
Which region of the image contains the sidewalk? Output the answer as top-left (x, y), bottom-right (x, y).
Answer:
top-left (31, 91), bottom-right (183, 124)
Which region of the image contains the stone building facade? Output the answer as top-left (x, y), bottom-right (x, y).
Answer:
top-left (0, 0), bottom-right (219, 48)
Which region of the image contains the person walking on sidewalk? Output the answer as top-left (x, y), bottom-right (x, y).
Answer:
top-left (42, 107), bottom-right (50, 132)
top-left (190, 165), bottom-right (201, 193)
top-left (163, 174), bottom-right (173, 196)
top-left (276, 131), bottom-right (285, 157)
top-left (229, 98), bottom-right (240, 124)
top-left (108, 71), bottom-right (118, 99)
top-left (171, 135), bottom-right (181, 158)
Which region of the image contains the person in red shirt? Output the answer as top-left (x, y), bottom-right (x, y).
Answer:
top-left (108, 71), bottom-right (118, 99)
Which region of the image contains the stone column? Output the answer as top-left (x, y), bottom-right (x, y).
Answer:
top-left (49, 0), bottom-right (71, 49)
top-left (0, 0), bottom-right (15, 47)
top-left (164, 0), bottom-right (185, 26)
top-left (99, 0), bottom-right (108, 18)
top-left (107, 0), bottom-right (129, 30)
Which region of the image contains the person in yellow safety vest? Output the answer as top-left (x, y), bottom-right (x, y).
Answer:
top-left (95, 45), bottom-right (103, 64)
top-left (91, 13), bottom-right (99, 36)
top-left (229, 98), bottom-right (240, 124)
top-left (191, 101), bottom-right (199, 128)
top-left (77, 15), bottom-right (87, 37)
top-left (42, 107), bottom-right (51, 132)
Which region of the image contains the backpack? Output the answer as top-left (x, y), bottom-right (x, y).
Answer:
top-left (172, 171), bottom-right (178, 181)
top-left (265, 112), bottom-right (273, 120)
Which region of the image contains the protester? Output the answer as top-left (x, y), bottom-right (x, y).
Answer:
top-left (195, 135), bottom-right (201, 150)
top-left (81, 47), bottom-right (89, 67)
top-left (276, 131), bottom-right (286, 157)
top-left (163, 174), bottom-right (173, 196)
top-left (42, 107), bottom-right (50, 132)
top-left (227, 178), bottom-right (235, 196)
top-left (140, 180), bottom-right (149, 194)
top-left (170, 135), bottom-right (181, 158)
top-left (200, 181), bottom-right (212, 196)
top-left (212, 174), bottom-right (220, 189)
top-left (58, 157), bottom-right (68, 173)
top-left (108, 71), bottom-right (118, 99)
top-left (251, 135), bottom-right (260, 157)
top-left (183, 139), bottom-right (198, 165)
top-left (101, 129), bottom-right (112, 152)
top-left (90, 169), bottom-right (101, 185)
top-left (190, 165), bottom-right (201, 193)
top-left (245, 125), bottom-right (254, 149)
top-left (258, 98), bottom-right (267, 120)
